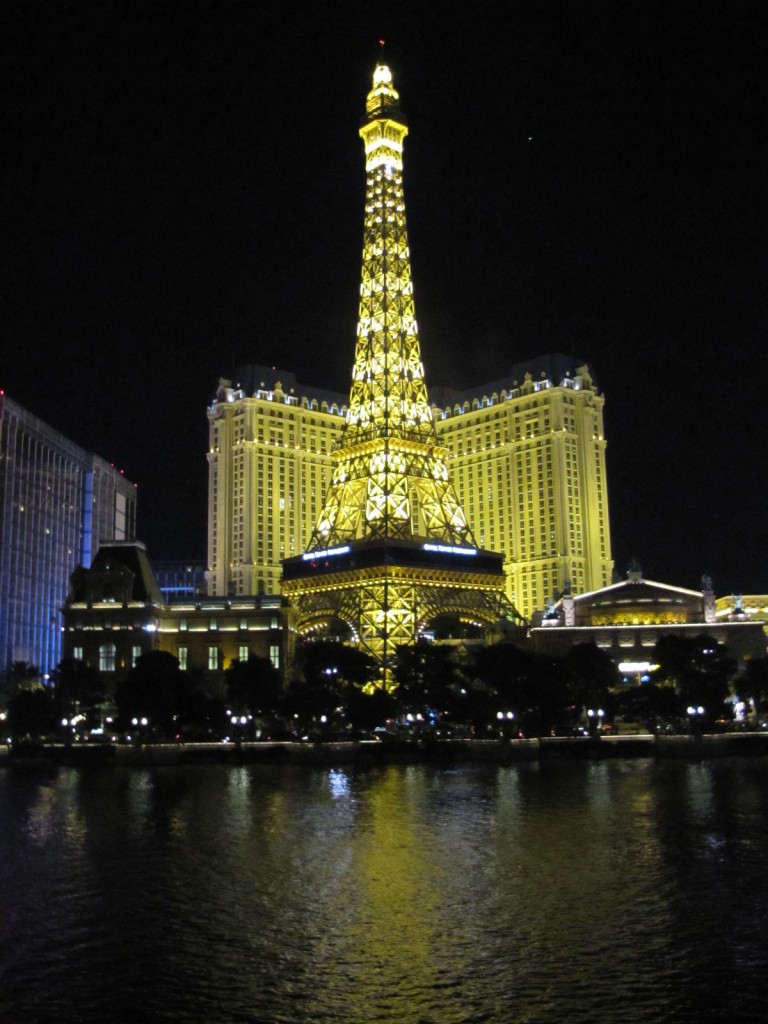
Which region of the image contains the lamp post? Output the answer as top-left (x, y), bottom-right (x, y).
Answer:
top-left (687, 705), bottom-right (705, 736)
top-left (496, 710), bottom-right (515, 738)
top-left (587, 708), bottom-right (605, 736)
top-left (225, 709), bottom-right (249, 746)
top-left (130, 716), bottom-right (148, 746)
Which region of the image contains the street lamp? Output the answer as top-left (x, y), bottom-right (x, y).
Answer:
top-left (130, 717), bottom-right (149, 745)
top-left (587, 708), bottom-right (605, 735)
top-left (496, 710), bottom-right (515, 737)
top-left (686, 705), bottom-right (705, 735)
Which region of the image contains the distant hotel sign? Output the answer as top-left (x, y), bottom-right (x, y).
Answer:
top-left (302, 546), bottom-right (351, 562)
top-left (423, 544), bottom-right (477, 557)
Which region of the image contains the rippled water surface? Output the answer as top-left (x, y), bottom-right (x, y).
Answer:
top-left (2, 758), bottom-right (768, 1023)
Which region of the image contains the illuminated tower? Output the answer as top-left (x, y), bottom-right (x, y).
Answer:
top-left (282, 59), bottom-right (514, 673)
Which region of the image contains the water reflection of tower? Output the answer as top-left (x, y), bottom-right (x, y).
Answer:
top-left (281, 58), bottom-right (514, 680)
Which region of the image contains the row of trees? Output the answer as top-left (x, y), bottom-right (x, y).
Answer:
top-left (4, 633), bottom-right (767, 743)
top-left (3, 658), bottom-right (107, 741)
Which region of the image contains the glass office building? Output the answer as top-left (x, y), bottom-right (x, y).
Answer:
top-left (0, 393), bottom-right (136, 678)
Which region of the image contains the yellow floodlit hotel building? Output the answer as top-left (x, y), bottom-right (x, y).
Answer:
top-left (207, 353), bottom-right (613, 622)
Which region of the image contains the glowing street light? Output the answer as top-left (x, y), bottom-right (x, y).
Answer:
top-left (587, 708), bottom-right (605, 734)
top-left (496, 710), bottom-right (516, 737)
top-left (686, 705), bottom-right (706, 735)
top-left (130, 717), bottom-right (149, 745)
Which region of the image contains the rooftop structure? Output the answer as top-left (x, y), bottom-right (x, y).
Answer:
top-left (530, 564), bottom-right (766, 678)
top-left (64, 542), bottom-right (285, 689)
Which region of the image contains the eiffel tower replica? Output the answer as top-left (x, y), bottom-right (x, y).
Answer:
top-left (282, 56), bottom-right (513, 676)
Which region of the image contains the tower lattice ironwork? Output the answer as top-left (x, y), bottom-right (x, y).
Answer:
top-left (282, 59), bottom-right (514, 675)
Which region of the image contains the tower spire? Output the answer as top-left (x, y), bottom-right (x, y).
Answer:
top-left (308, 60), bottom-right (473, 549)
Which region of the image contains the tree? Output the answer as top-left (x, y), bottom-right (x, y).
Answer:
top-left (346, 685), bottom-right (398, 732)
top-left (225, 655), bottom-right (283, 737)
top-left (286, 641), bottom-right (381, 736)
top-left (115, 651), bottom-right (224, 740)
top-left (6, 687), bottom-right (59, 740)
top-left (4, 662), bottom-right (58, 740)
top-left (393, 641), bottom-right (472, 730)
top-left (563, 643), bottom-right (618, 726)
top-left (653, 634), bottom-right (735, 727)
top-left (51, 658), bottom-right (107, 716)
top-left (226, 655), bottom-right (282, 716)
top-left (10, 661), bottom-right (42, 691)
top-left (614, 682), bottom-right (683, 734)
top-left (466, 643), bottom-right (572, 736)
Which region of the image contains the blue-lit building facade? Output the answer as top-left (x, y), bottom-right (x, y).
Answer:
top-left (0, 393), bottom-right (137, 679)
top-left (154, 561), bottom-right (207, 603)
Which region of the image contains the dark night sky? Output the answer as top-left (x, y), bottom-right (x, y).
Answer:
top-left (2, 0), bottom-right (766, 596)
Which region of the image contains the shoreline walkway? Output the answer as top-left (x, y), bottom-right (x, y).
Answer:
top-left (3, 731), bottom-right (768, 767)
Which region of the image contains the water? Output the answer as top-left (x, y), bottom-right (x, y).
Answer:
top-left (2, 758), bottom-right (768, 1024)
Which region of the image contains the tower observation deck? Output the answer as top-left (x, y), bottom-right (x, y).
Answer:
top-left (281, 59), bottom-right (515, 676)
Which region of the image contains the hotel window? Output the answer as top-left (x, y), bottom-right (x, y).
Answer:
top-left (238, 645), bottom-right (249, 661)
top-left (269, 645), bottom-right (280, 670)
top-left (99, 643), bottom-right (117, 673)
top-left (72, 646), bottom-right (83, 661)
top-left (178, 647), bottom-right (189, 670)
top-left (131, 645), bottom-right (142, 668)
top-left (208, 646), bottom-right (219, 671)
